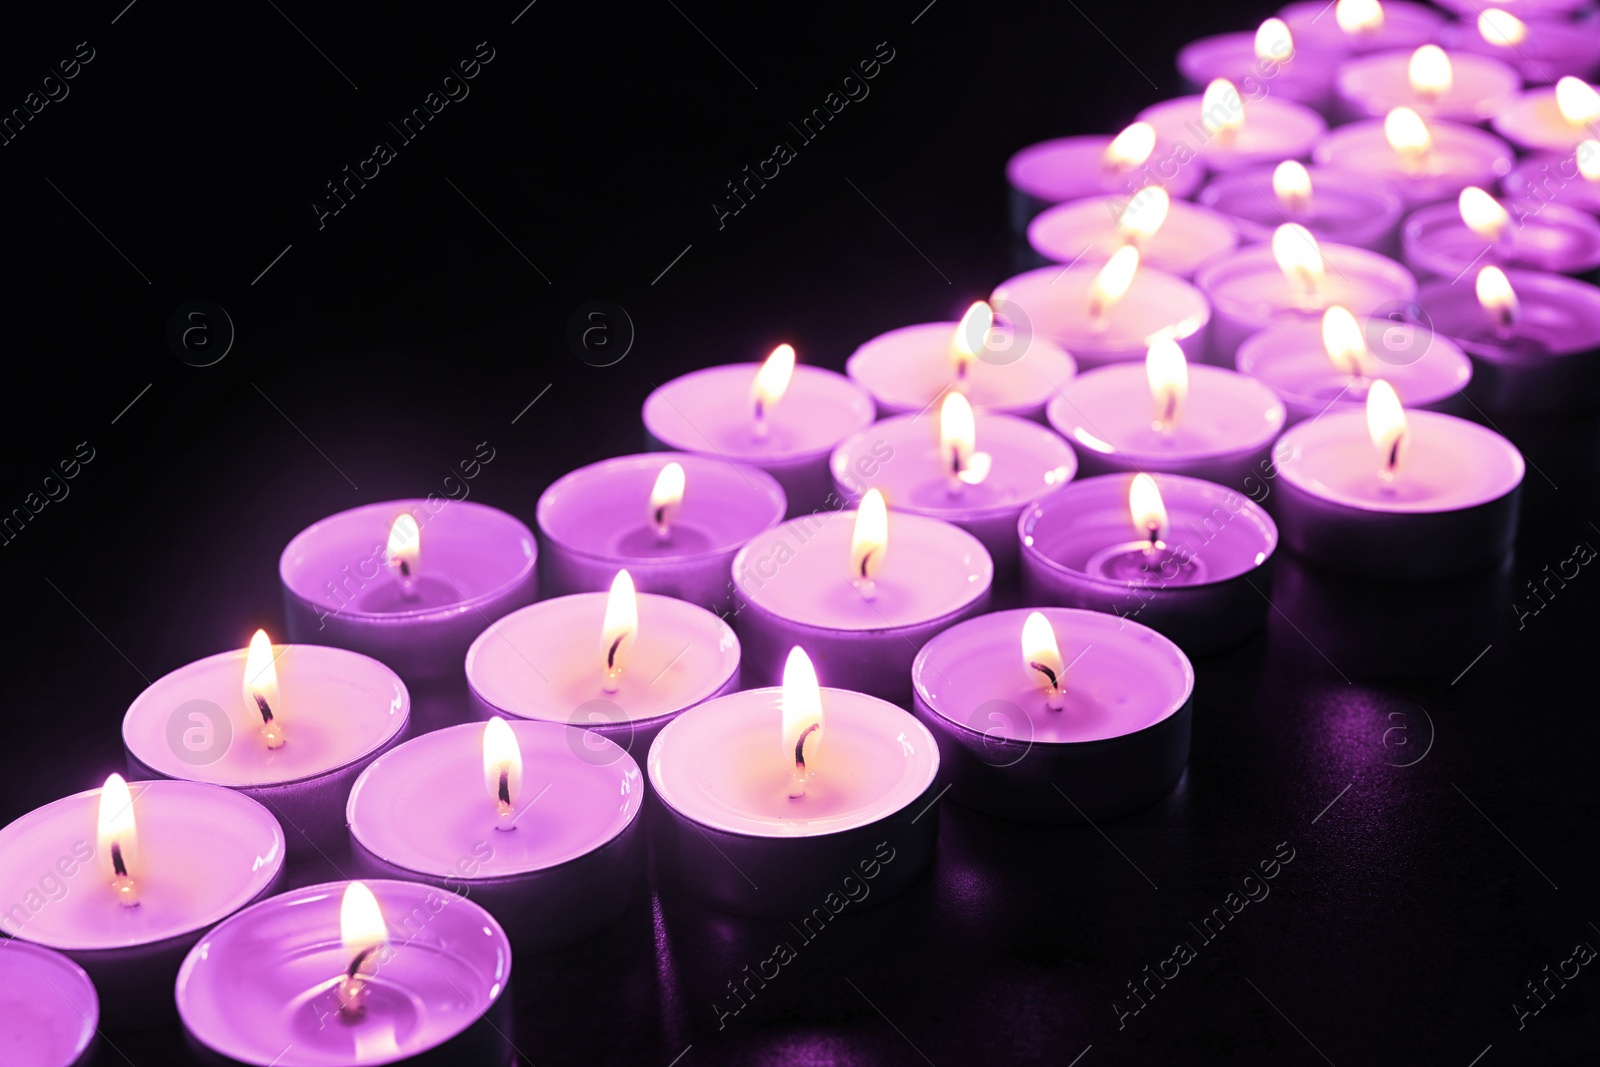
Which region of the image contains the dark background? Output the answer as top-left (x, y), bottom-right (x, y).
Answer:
top-left (2, 1), bottom-right (1597, 1064)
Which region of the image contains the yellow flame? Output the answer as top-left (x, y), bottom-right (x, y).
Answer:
top-left (1201, 79), bottom-right (1246, 141)
top-left (1117, 188), bottom-right (1170, 245)
top-left (1271, 223), bottom-right (1325, 301)
top-left (1021, 611), bottom-right (1066, 710)
top-left (1475, 265), bottom-right (1519, 329)
top-left (600, 570), bottom-right (638, 693)
top-left (1408, 45), bottom-right (1452, 99)
top-left (1273, 161), bottom-right (1313, 214)
top-left (751, 344), bottom-right (796, 434)
top-left (940, 392), bottom-right (992, 487)
top-left (1130, 473), bottom-right (1168, 546)
top-left (850, 489), bottom-right (888, 598)
top-left (337, 881), bottom-right (388, 1010)
top-left (782, 647), bottom-right (824, 798)
top-left (1087, 245), bottom-right (1140, 322)
top-left (1478, 9), bottom-right (1526, 46)
top-left (1336, 0), bottom-right (1385, 34)
top-left (1579, 140), bottom-right (1600, 182)
top-left (1366, 379), bottom-right (1409, 481)
top-left (1321, 306), bottom-right (1371, 377)
top-left (950, 300), bottom-right (992, 380)
top-left (1384, 107), bottom-right (1432, 172)
top-left (244, 629), bottom-right (285, 749)
top-left (1556, 77), bottom-right (1600, 127)
top-left (1255, 18), bottom-right (1294, 64)
top-left (386, 514), bottom-right (420, 581)
top-left (482, 717), bottom-right (522, 824)
top-left (1458, 187), bottom-right (1509, 242)
top-left (1146, 336), bottom-right (1188, 432)
top-left (1104, 122), bottom-right (1156, 170)
top-left (649, 461), bottom-right (685, 538)
top-left (96, 773), bottom-right (139, 907)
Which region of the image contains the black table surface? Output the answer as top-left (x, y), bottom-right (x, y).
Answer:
top-left (3, 1), bottom-right (1598, 1064)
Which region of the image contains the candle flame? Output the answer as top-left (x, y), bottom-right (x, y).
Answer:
top-left (1336, 0), bottom-right (1384, 34)
top-left (1579, 140), bottom-right (1600, 182)
top-left (1021, 611), bottom-right (1066, 712)
top-left (1104, 122), bottom-right (1156, 170)
top-left (850, 489), bottom-right (888, 600)
top-left (1146, 336), bottom-right (1188, 433)
top-left (96, 773), bottom-right (139, 908)
top-left (782, 647), bottom-right (824, 799)
top-left (1408, 45), bottom-right (1452, 100)
top-left (649, 461), bottom-right (686, 539)
top-left (1458, 187), bottom-right (1509, 242)
top-left (244, 629), bottom-right (285, 750)
top-left (600, 570), bottom-right (638, 693)
top-left (386, 514), bottom-right (420, 593)
top-left (1201, 79), bottom-right (1245, 142)
top-left (1475, 265), bottom-right (1519, 331)
top-left (940, 392), bottom-right (992, 489)
top-left (1477, 8), bottom-right (1526, 46)
top-left (1271, 223), bottom-right (1325, 303)
top-left (1116, 188), bottom-right (1170, 246)
top-left (482, 716), bottom-right (522, 826)
top-left (1130, 473), bottom-right (1168, 547)
top-left (1273, 160), bottom-right (1313, 214)
top-left (1384, 107), bottom-right (1432, 173)
top-left (1556, 77), bottom-right (1600, 128)
top-left (1366, 379), bottom-right (1408, 482)
top-left (338, 882), bottom-right (388, 1014)
top-left (751, 344), bottom-right (796, 438)
top-left (1321, 306), bottom-right (1371, 377)
top-left (950, 300), bottom-right (992, 382)
top-left (1087, 245), bottom-right (1140, 323)
top-left (1255, 18), bottom-right (1294, 64)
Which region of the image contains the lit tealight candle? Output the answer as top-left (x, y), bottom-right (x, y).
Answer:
top-left (647, 646), bottom-right (940, 916)
top-left (1334, 44), bottom-right (1521, 124)
top-left (1026, 186), bottom-right (1240, 279)
top-left (1278, 0), bottom-right (1445, 54)
top-left (1402, 184), bottom-right (1600, 280)
top-left (1443, 7), bottom-right (1600, 86)
top-left (1005, 121), bottom-right (1207, 232)
top-left (1047, 337), bottom-right (1286, 487)
top-left (644, 344), bottom-right (875, 515)
top-left (1135, 77), bottom-right (1327, 173)
top-left (912, 608), bottom-right (1195, 821)
top-left (334, 881), bottom-right (387, 1019)
top-left (1199, 161), bottom-right (1407, 252)
top-left (1176, 18), bottom-right (1340, 115)
top-left (1313, 106), bottom-right (1514, 207)
top-left (1493, 77), bottom-right (1600, 154)
top-left (1502, 140), bottom-right (1600, 216)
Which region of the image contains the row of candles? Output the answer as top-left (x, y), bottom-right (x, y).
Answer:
top-left (5, 0), bottom-right (1599, 1062)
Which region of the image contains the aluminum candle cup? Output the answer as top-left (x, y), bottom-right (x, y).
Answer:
top-left (1434, 0), bottom-right (1587, 16)
top-left (176, 879), bottom-right (512, 1067)
top-left (1403, 197), bottom-right (1600, 280)
top-left (1415, 269), bottom-right (1600, 413)
top-left (536, 452), bottom-right (785, 615)
top-left (1005, 132), bottom-right (1206, 234)
top-left (0, 942), bottom-right (97, 1066)
top-left (828, 408), bottom-right (1078, 577)
top-left (911, 608), bottom-right (1194, 822)
top-left (992, 264), bottom-right (1211, 370)
top-left (0, 780), bottom-right (286, 1030)
top-left (1046, 362), bottom-right (1287, 489)
top-left (1334, 49), bottom-right (1521, 123)
top-left (643, 361), bottom-right (875, 516)
top-left (1135, 92), bottom-right (1327, 174)
top-left (1235, 318), bottom-right (1473, 424)
top-left (122, 642), bottom-right (409, 857)
top-left (465, 590), bottom-right (741, 763)
top-left (731, 507), bottom-right (993, 704)
top-left (280, 499), bottom-right (538, 687)
top-left (1176, 30), bottom-right (1340, 113)
top-left (1492, 82), bottom-right (1600, 153)
top-left (1272, 407), bottom-right (1524, 579)
top-left (1312, 117), bottom-right (1514, 208)
top-left (1199, 165), bottom-right (1407, 253)
top-left (1026, 194), bottom-right (1240, 279)
top-left (1503, 149), bottom-right (1600, 215)
top-left (1019, 473), bottom-right (1279, 655)
top-left (347, 720), bottom-right (645, 954)
top-left (1443, 17), bottom-right (1600, 85)
top-left (647, 682), bottom-right (940, 918)
top-left (1278, 0), bottom-right (1445, 54)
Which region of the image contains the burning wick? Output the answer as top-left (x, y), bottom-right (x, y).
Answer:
top-left (1476, 265), bottom-right (1519, 340)
top-left (782, 647), bottom-right (825, 800)
top-left (599, 570), bottom-right (638, 694)
top-left (850, 489), bottom-right (889, 602)
top-left (483, 716), bottom-right (522, 831)
top-left (1366, 379), bottom-right (1408, 486)
top-left (386, 514), bottom-right (421, 601)
top-left (97, 774), bottom-right (139, 908)
top-left (336, 882), bottom-right (388, 1020)
top-left (1129, 473), bottom-right (1169, 564)
top-left (1021, 611), bottom-right (1066, 712)
top-left (244, 629), bottom-right (286, 750)
top-left (939, 392), bottom-right (991, 496)
top-left (750, 343), bottom-right (796, 442)
top-left (790, 723), bottom-right (821, 799)
top-left (649, 461), bottom-right (685, 543)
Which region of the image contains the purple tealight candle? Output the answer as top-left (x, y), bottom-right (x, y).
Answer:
top-left (1335, 45), bottom-right (1522, 124)
top-left (0, 776), bottom-right (286, 1029)
top-left (1235, 306), bottom-right (1473, 424)
top-left (1502, 144), bottom-right (1600, 215)
top-left (647, 648), bottom-right (939, 917)
top-left (844, 301), bottom-right (1078, 423)
top-left (1019, 472), bottom-right (1278, 654)
top-left (1272, 381), bottom-right (1524, 579)
top-left (1135, 79), bottom-right (1327, 174)
top-left (642, 344), bottom-right (876, 516)
top-left (1278, 0), bottom-right (1445, 55)
top-left (465, 573), bottom-right (741, 758)
top-left (1434, 0), bottom-right (1588, 17)
top-left (828, 393), bottom-right (1078, 576)
top-left (1005, 121), bottom-right (1206, 233)
top-left (911, 607), bottom-right (1193, 822)
top-left (1196, 224), bottom-right (1419, 357)
top-left (1443, 11), bottom-right (1600, 86)
top-left (1402, 187), bottom-right (1600, 280)
top-left (280, 498), bottom-right (538, 687)
top-left (731, 493), bottom-right (992, 704)
top-left (1199, 162), bottom-right (1408, 254)
top-left (177, 879), bottom-right (512, 1067)
top-left (1312, 108), bottom-right (1515, 208)
top-left (1047, 338), bottom-right (1286, 489)
top-left (1177, 18), bottom-right (1341, 115)
top-left (1026, 187), bottom-right (1240, 279)
top-left (1492, 77), bottom-right (1600, 153)
top-left (992, 252), bottom-right (1212, 370)
top-left (536, 452), bottom-right (785, 615)
top-left (347, 719), bottom-right (644, 954)
top-left (0, 942), bottom-right (97, 1067)
top-left (1415, 265), bottom-right (1600, 412)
